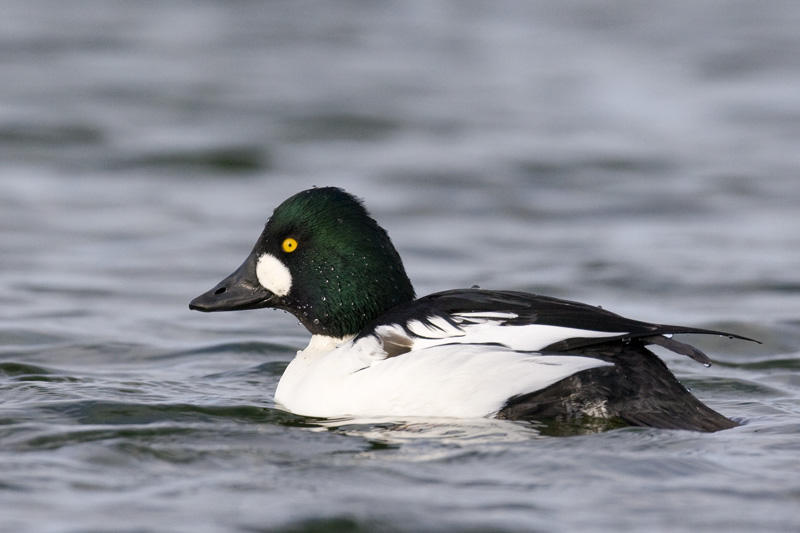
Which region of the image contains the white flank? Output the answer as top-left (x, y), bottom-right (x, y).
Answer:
top-left (273, 332), bottom-right (612, 419)
top-left (256, 253), bottom-right (292, 296)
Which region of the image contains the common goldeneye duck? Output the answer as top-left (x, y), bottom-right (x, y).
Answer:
top-left (190, 186), bottom-right (754, 432)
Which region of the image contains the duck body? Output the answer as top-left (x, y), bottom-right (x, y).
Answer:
top-left (190, 187), bottom-right (752, 432)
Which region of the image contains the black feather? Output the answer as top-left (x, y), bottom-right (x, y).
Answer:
top-left (360, 288), bottom-right (753, 432)
top-left (497, 340), bottom-right (738, 432)
top-left (364, 288), bottom-right (755, 363)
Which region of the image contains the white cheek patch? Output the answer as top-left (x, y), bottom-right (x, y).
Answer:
top-left (256, 253), bottom-right (292, 297)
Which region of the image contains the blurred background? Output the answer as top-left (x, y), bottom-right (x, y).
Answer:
top-left (3, 1), bottom-right (799, 330)
top-left (1, 2), bottom-right (799, 532)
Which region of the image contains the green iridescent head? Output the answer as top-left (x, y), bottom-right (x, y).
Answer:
top-left (190, 187), bottom-right (416, 338)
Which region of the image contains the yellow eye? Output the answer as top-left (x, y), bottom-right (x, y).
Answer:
top-left (282, 237), bottom-right (298, 253)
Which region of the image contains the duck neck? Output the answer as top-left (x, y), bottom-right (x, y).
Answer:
top-left (299, 334), bottom-right (355, 358)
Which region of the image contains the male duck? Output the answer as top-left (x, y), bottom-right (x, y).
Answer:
top-left (190, 186), bottom-right (751, 432)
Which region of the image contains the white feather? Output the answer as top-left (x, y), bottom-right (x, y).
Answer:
top-left (405, 317), bottom-right (460, 338)
top-left (407, 315), bottom-right (626, 353)
top-left (256, 253), bottom-right (292, 296)
top-left (456, 311), bottom-right (519, 320)
top-left (274, 332), bottom-right (611, 419)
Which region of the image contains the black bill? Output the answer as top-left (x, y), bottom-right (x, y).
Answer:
top-left (189, 253), bottom-right (277, 312)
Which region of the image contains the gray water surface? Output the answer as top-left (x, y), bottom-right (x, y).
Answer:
top-left (2, 2), bottom-right (799, 532)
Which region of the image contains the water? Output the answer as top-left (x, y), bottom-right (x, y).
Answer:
top-left (2, 1), bottom-right (800, 531)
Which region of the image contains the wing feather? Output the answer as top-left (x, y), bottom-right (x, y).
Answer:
top-left (358, 289), bottom-right (757, 365)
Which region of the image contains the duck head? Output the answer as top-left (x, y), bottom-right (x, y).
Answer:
top-left (190, 187), bottom-right (415, 338)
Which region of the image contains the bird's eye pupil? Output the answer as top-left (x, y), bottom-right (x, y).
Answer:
top-left (282, 238), bottom-right (298, 253)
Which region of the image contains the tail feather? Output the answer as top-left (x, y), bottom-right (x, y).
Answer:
top-left (644, 334), bottom-right (713, 366)
top-left (497, 340), bottom-right (738, 433)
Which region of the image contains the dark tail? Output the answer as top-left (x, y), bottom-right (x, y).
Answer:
top-left (497, 340), bottom-right (737, 433)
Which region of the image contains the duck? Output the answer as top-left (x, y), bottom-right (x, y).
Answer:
top-left (190, 186), bottom-right (753, 432)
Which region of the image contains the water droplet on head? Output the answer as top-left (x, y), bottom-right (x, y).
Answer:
top-left (471, 285), bottom-right (480, 290)
top-left (313, 318), bottom-right (320, 325)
